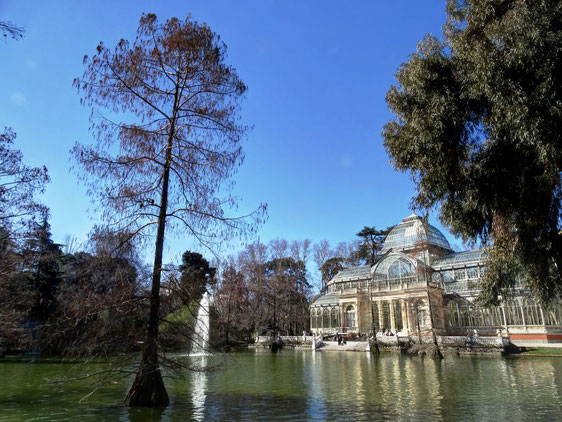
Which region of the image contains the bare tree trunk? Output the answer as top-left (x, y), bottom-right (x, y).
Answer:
top-left (125, 125), bottom-right (175, 407)
top-left (425, 277), bottom-right (443, 359)
top-left (369, 285), bottom-right (379, 354)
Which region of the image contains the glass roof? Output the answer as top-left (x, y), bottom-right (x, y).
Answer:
top-left (336, 266), bottom-right (371, 279)
top-left (433, 249), bottom-right (485, 268)
top-left (311, 294), bottom-right (339, 306)
top-left (381, 213), bottom-right (452, 253)
top-left (326, 265), bottom-right (371, 286)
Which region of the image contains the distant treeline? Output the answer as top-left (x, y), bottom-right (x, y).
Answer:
top-left (0, 218), bottom-right (392, 356)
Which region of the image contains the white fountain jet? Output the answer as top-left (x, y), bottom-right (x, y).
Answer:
top-left (190, 292), bottom-right (210, 356)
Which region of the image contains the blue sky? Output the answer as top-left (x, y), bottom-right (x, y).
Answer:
top-left (0, 1), bottom-right (462, 263)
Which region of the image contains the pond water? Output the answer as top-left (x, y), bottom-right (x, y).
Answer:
top-left (1, 350), bottom-right (562, 421)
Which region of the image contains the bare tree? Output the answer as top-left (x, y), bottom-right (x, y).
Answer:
top-left (312, 240), bottom-right (332, 292)
top-left (0, 20), bottom-right (24, 39)
top-left (62, 234), bottom-right (81, 255)
top-left (335, 240), bottom-right (362, 267)
top-left (0, 128), bottom-right (49, 238)
top-left (72, 14), bottom-right (265, 407)
top-left (239, 241), bottom-right (268, 336)
top-left (269, 238), bottom-right (288, 259)
top-left (290, 239), bottom-right (311, 264)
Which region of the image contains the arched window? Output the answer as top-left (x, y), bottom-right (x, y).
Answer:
top-left (448, 301), bottom-right (460, 327)
top-left (322, 308), bottom-right (330, 329)
top-left (382, 301), bottom-right (391, 330)
top-left (505, 300), bottom-right (523, 326)
top-left (331, 308), bottom-right (339, 329)
top-left (484, 306), bottom-right (503, 326)
top-left (458, 302), bottom-right (471, 327)
top-left (345, 305), bottom-right (356, 328)
top-left (474, 306), bottom-right (485, 326)
top-left (394, 301), bottom-right (403, 331)
top-left (544, 304), bottom-right (562, 326)
top-left (374, 256), bottom-right (415, 288)
top-left (523, 298), bottom-right (543, 326)
top-left (477, 306), bottom-right (499, 327)
top-left (417, 307), bottom-right (427, 327)
top-left (310, 309), bottom-right (316, 329)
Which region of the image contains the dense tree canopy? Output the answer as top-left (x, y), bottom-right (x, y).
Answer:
top-left (178, 251), bottom-right (216, 301)
top-left (383, 0), bottom-right (562, 304)
top-left (319, 257), bottom-right (346, 289)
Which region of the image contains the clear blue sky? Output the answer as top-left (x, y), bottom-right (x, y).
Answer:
top-left (1, 1), bottom-right (463, 263)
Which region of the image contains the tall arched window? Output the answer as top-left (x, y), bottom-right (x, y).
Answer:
top-left (474, 306), bottom-right (485, 326)
top-left (345, 305), bottom-right (356, 328)
top-left (382, 302), bottom-right (391, 330)
top-left (544, 304), bottom-right (562, 326)
top-left (331, 308), bottom-right (339, 329)
top-left (394, 301), bottom-right (403, 331)
top-left (311, 309), bottom-right (317, 329)
top-left (505, 300), bottom-right (523, 326)
top-left (458, 302), bottom-right (470, 326)
top-left (448, 301), bottom-right (460, 327)
top-left (523, 298), bottom-right (543, 326)
top-left (374, 256), bottom-right (415, 288)
top-left (322, 308), bottom-right (330, 329)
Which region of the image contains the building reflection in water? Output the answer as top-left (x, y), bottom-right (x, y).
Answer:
top-left (183, 351), bottom-right (562, 421)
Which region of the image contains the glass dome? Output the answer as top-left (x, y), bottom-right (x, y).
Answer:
top-left (381, 213), bottom-right (452, 253)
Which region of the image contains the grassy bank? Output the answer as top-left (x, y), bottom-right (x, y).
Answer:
top-left (515, 347), bottom-right (562, 357)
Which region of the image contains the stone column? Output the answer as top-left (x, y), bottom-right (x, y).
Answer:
top-left (401, 299), bottom-right (408, 334)
top-left (389, 300), bottom-right (396, 332)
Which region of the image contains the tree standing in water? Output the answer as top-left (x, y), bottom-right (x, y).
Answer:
top-left (73, 14), bottom-right (265, 407)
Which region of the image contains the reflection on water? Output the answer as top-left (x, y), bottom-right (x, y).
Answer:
top-left (190, 356), bottom-right (207, 422)
top-left (1, 351), bottom-right (562, 421)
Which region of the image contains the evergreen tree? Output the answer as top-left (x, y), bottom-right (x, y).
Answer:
top-left (24, 218), bottom-right (63, 322)
top-left (356, 226), bottom-right (393, 266)
top-left (319, 257), bottom-right (346, 291)
top-left (178, 251), bottom-right (216, 302)
top-left (383, 0), bottom-right (562, 303)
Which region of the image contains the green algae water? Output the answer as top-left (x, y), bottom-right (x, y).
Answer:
top-left (1, 351), bottom-right (562, 421)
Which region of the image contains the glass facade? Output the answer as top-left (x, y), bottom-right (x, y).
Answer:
top-left (311, 213), bottom-right (562, 338)
top-left (374, 256), bottom-right (416, 288)
top-left (345, 305), bottom-right (356, 328)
